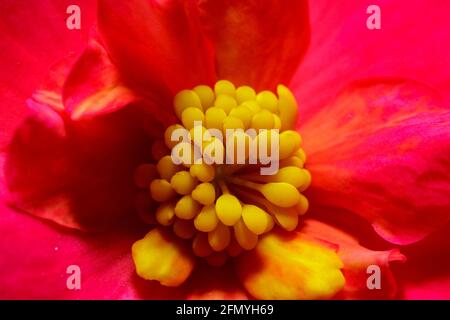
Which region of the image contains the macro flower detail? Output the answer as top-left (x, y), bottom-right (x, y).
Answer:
top-left (1, 0), bottom-right (450, 300)
top-left (132, 81), bottom-right (312, 285)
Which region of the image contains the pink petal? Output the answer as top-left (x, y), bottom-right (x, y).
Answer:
top-left (301, 219), bottom-right (405, 299)
top-left (292, 0), bottom-right (450, 121)
top-left (403, 278), bottom-right (450, 300)
top-left (195, 0), bottom-right (310, 90)
top-left (301, 79), bottom-right (450, 245)
top-left (0, 199), bottom-right (191, 299)
top-left (0, 200), bottom-right (132, 299)
top-left (97, 0), bottom-right (216, 98)
top-left (0, 201), bottom-right (247, 299)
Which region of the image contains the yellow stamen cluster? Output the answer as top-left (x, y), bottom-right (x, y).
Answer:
top-left (134, 80), bottom-right (311, 266)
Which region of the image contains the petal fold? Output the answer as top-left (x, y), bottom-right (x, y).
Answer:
top-left (301, 80), bottom-right (450, 245)
top-left (63, 40), bottom-right (138, 120)
top-left (0, 0), bottom-right (96, 145)
top-left (301, 219), bottom-right (405, 299)
top-left (3, 99), bottom-right (156, 231)
top-left (197, 0), bottom-right (310, 90)
top-left (97, 0), bottom-right (216, 97)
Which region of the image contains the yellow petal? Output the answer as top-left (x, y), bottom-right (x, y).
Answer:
top-left (236, 230), bottom-right (345, 299)
top-left (132, 228), bottom-right (196, 287)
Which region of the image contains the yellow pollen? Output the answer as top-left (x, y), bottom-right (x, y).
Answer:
top-left (134, 80), bottom-right (311, 267)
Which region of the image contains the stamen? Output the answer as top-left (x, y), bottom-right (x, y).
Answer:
top-left (234, 218), bottom-right (258, 250)
top-left (193, 85), bottom-right (215, 109)
top-left (235, 85), bottom-right (256, 104)
top-left (194, 204), bottom-right (219, 232)
top-left (214, 80), bottom-right (235, 97)
top-left (174, 90), bottom-right (202, 118)
top-left (215, 94), bottom-right (237, 114)
top-left (227, 177), bottom-right (301, 208)
top-left (174, 195), bottom-right (201, 220)
top-left (155, 202), bottom-right (175, 226)
top-left (256, 90), bottom-right (278, 113)
top-left (192, 182), bottom-right (216, 205)
top-left (208, 222), bottom-right (231, 251)
top-left (237, 166), bottom-right (308, 188)
top-left (170, 171), bottom-right (198, 195)
top-left (241, 204), bottom-right (271, 235)
top-left (133, 80), bottom-right (311, 268)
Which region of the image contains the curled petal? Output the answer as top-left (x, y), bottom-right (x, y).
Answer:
top-left (97, 0), bottom-right (215, 98)
top-left (197, 0), bottom-right (310, 90)
top-left (301, 219), bottom-right (405, 299)
top-left (301, 80), bottom-right (450, 245)
top-left (235, 228), bottom-right (345, 300)
top-left (63, 40), bottom-right (138, 120)
top-left (3, 99), bottom-right (157, 231)
top-left (0, 0), bottom-right (95, 146)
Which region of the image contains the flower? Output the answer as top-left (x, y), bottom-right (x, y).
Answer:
top-left (1, 0), bottom-right (449, 299)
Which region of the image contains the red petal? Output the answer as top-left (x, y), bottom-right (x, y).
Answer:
top-left (3, 99), bottom-right (159, 231)
top-left (301, 219), bottom-right (405, 299)
top-left (395, 222), bottom-right (450, 299)
top-left (196, 0), bottom-right (310, 90)
top-left (186, 262), bottom-right (249, 300)
top-left (63, 40), bottom-right (138, 120)
top-left (301, 80), bottom-right (450, 245)
top-left (293, 0), bottom-right (450, 120)
top-left (97, 0), bottom-right (216, 98)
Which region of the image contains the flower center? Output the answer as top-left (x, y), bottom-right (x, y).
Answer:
top-left (134, 80), bottom-right (311, 266)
